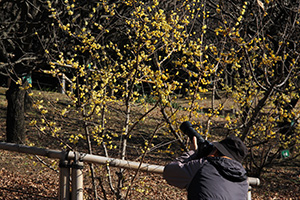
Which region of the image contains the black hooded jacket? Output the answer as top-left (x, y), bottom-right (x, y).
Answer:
top-left (163, 150), bottom-right (248, 200)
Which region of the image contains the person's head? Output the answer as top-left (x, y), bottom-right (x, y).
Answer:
top-left (212, 135), bottom-right (248, 163)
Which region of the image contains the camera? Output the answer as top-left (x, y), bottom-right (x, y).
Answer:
top-left (180, 121), bottom-right (214, 158)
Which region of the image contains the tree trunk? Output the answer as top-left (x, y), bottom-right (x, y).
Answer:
top-left (6, 80), bottom-right (25, 143)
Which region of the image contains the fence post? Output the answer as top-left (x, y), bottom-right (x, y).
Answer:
top-left (59, 159), bottom-right (70, 200)
top-left (248, 185), bottom-right (252, 200)
top-left (71, 153), bottom-right (84, 200)
top-left (247, 177), bottom-right (260, 200)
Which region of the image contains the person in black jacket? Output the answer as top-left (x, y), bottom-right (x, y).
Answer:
top-left (163, 135), bottom-right (248, 200)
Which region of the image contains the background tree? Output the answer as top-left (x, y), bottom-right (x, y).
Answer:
top-left (0, 0), bottom-right (52, 143)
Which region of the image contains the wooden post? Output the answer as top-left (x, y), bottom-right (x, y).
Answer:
top-left (59, 159), bottom-right (70, 200)
top-left (71, 152), bottom-right (84, 200)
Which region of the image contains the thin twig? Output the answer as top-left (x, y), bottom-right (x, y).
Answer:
top-left (34, 155), bottom-right (59, 173)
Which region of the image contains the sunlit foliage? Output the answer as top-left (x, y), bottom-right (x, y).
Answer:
top-left (27, 0), bottom-right (300, 198)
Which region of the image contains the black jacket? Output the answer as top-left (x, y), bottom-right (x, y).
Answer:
top-left (163, 150), bottom-right (248, 200)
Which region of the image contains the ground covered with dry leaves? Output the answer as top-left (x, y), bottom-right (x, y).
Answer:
top-left (1, 150), bottom-right (299, 200)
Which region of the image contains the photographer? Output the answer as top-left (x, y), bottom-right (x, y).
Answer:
top-left (163, 129), bottom-right (248, 199)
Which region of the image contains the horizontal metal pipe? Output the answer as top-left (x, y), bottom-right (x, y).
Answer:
top-left (0, 142), bottom-right (260, 185)
top-left (0, 142), bottom-right (67, 160)
top-left (67, 151), bottom-right (164, 174)
top-left (248, 177), bottom-right (260, 186)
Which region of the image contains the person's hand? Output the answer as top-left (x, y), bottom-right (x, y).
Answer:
top-left (191, 136), bottom-right (198, 151)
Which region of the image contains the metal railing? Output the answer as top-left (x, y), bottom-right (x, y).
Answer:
top-left (0, 142), bottom-right (260, 200)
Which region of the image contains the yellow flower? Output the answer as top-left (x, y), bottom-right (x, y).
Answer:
top-left (29, 120), bottom-right (37, 126)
